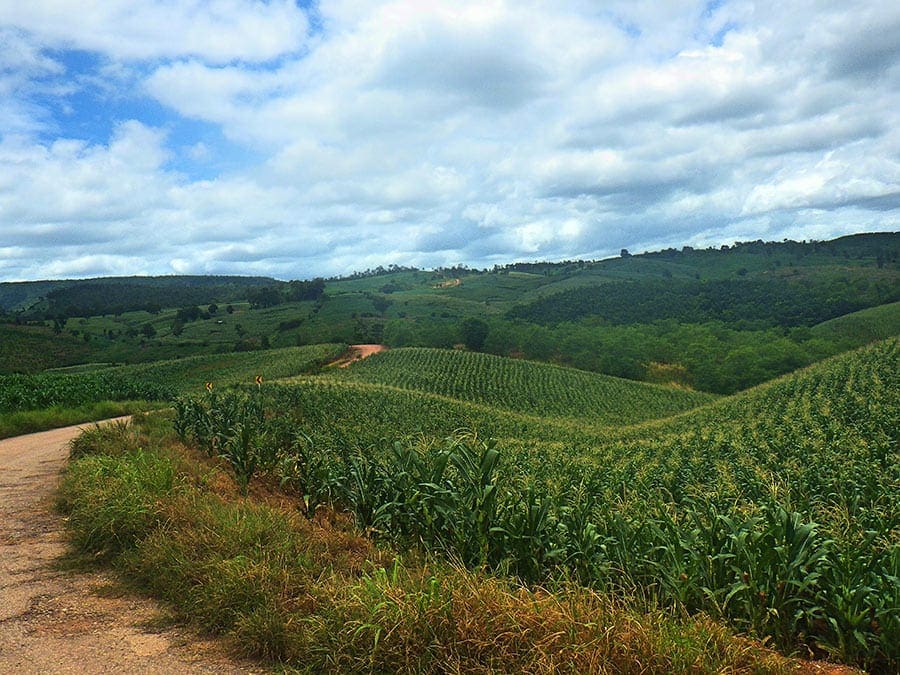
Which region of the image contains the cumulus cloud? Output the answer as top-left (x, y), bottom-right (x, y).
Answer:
top-left (0, 1), bottom-right (310, 63)
top-left (0, 0), bottom-right (898, 281)
top-left (0, 28), bottom-right (64, 136)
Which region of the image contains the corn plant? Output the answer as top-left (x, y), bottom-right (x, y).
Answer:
top-left (492, 485), bottom-right (565, 581)
top-left (277, 433), bottom-right (340, 518)
top-left (174, 389), bottom-right (266, 492)
top-left (221, 421), bottom-right (259, 495)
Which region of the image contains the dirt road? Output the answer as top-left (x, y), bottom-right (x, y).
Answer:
top-left (330, 343), bottom-right (387, 368)
top-left (0, 421), bottom-right (256, 674)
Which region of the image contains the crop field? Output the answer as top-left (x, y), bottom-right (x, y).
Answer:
top-left (172, 337), bottom-right (899, 669)
top-left (810, 301), bottom-right (900, 347)
top-left (338, 347), bottom-right (716, 422)
top-left (0, 370), bottom-right (171, 415)
top-left (0, 343), bottom-right (345, 417)
top-left (121, 342), bottom-right (346, 394)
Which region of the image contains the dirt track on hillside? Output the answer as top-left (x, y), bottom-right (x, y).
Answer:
top-left (330, 343), bottom-right (386, 368)
top-left (0, 421), bottom-right (256, 674)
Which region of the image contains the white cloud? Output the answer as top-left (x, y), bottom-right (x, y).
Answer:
top-left (0, 121), bottom-right (172, 225)
top-left (0, 1), bottom-right (898, 281)
top-left (0, 1), bottom-right (310, 63)
top-left (0, 28), bottom-right (64, 136)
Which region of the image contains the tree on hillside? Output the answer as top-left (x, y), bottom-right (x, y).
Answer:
top-left (287, 278), bottom-right (325, 301)
top-left (248, 286), bottom-right (283, 309)
top-left (371, 294), bottom-right (393, 315)
top-left (176, 306), bottom-right (202, 323)
top-left (461, 317), bottom-right (489, 351)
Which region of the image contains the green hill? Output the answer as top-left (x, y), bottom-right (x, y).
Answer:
top-left (263, 376), bottom-right (608, 448)
top-left (337, 347), bottom-right (715, 423)
top-left (269, 339), bottom-right (897, 529)
top-left (562, 337), bottom-right (899, 525)
top-left (0, 275), bottom-right (279, 315)
top-left (0, 323), bottom-right (92, 373)
top-left (810, 300), bottom-right (900, 347)
top-left (255, 338), bottom-right (897, 532)
top-left (2, 232), bottom-right (897, 394)
top-left (261, 346), bottom-right (714, 452)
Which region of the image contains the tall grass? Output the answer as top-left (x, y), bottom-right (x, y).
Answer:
top-left (0, 400), bottom-right (160, 439)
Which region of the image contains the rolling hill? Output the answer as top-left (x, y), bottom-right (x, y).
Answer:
top-left (173, 336), bottom-right (897, 669)
top-left (336, 347), bottom-right (715, 422)
top-left (1, 233), bottom-right (896, 395)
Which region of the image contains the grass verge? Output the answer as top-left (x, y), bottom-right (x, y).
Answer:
top-left (56, 414), bottom-right (818, 673)
top-left (0, 400), bottom-right (164, 439)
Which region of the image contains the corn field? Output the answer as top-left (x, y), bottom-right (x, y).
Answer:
top-left (339, 347), bottom-right (715, 423)
top-left (0, 371), bottom-right (172, 413)
top-left (0, 343), bottom-right (345, 414)
top-left (174, 338), bottom-right (898, 669)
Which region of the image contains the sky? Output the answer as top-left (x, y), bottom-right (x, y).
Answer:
top-left (1, 0), bottom-right (898, 282)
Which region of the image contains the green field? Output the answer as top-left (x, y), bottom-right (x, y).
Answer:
top-left (810, 301), bottom-right (900, 347)
top-left (336, 347), bottom-right (715, 422)
top-left (169, 338), bottom-right (898, 669)
top-left (0, 343), bottom-right (345, 414)
top-left (0, 343), bottom-right (346, 437)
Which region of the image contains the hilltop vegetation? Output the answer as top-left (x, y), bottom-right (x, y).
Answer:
top-left (0, 275), bottom-right (277, 317)
top-left (505, 274), bottom-right (894, 327)
top-left (2, 232), bottom-right (897, 393)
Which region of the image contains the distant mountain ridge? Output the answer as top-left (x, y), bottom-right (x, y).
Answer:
top-left (0, 275), bottom-right (278, 314)
top-left (3, 231), bottom-right (897, 314)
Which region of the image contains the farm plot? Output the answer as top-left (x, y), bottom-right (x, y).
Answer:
top-left (173, 338), bottom-right (899, 669)
top-left (339, 347), bottom-right (715, 424)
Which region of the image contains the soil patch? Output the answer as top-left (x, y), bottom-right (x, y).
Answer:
top-left (329, 343), bottom-right (387, 368)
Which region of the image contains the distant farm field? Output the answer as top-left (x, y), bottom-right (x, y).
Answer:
top-left (0, 344), bottom-right (346, 437)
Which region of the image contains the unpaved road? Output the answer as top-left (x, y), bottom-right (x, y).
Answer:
top-left (0, 420), bottom-right (257, 674)
top-left (331, 343), bottom-right (386, 368)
